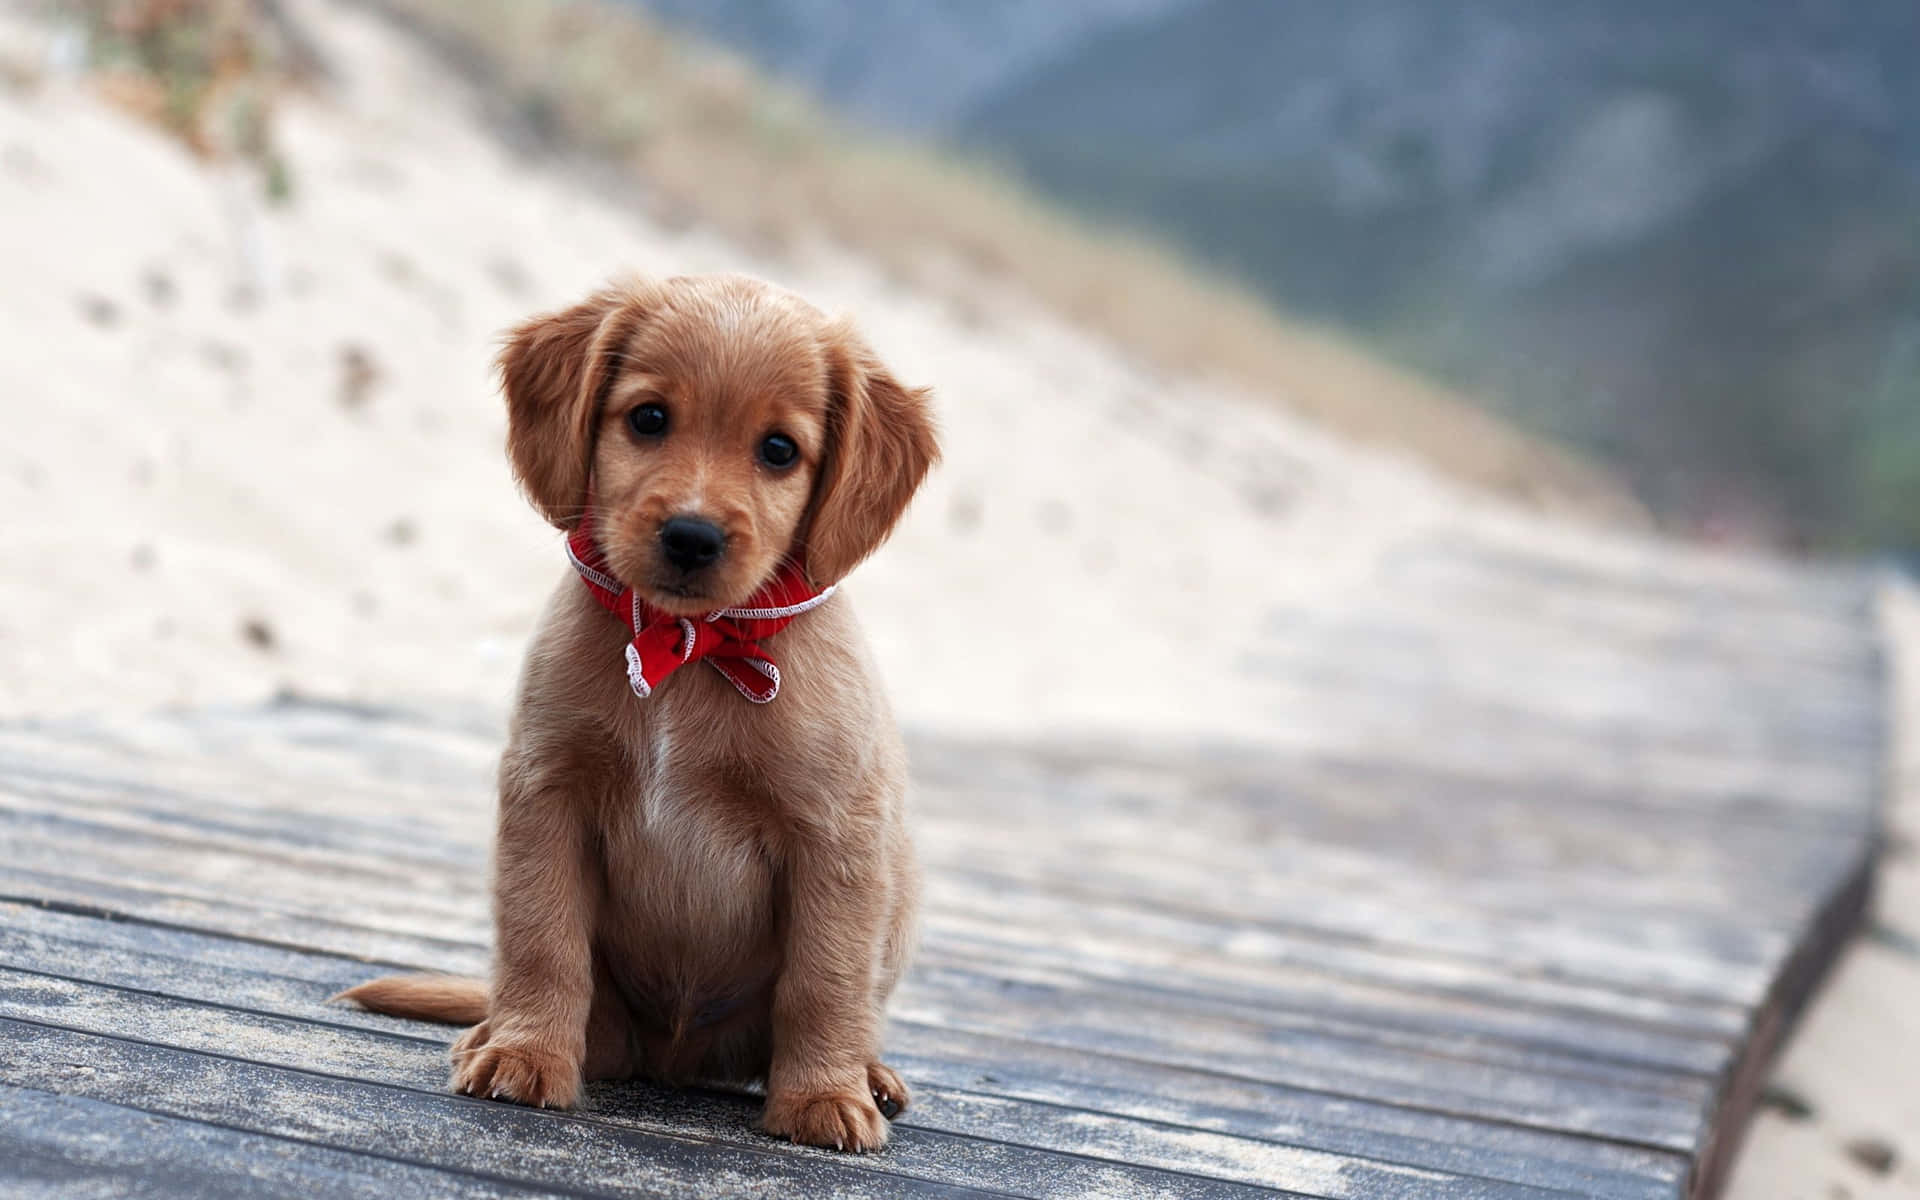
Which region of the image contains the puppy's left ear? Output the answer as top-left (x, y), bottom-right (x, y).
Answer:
top-left (498, 283), bottom-right (646, 530)
top-left (803, 321), bottom-right (940, 586)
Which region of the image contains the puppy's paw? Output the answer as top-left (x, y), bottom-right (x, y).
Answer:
top-left (449, 1022), bottom-right (581, 1109)
top-left (449, 1019), bottom-right (492, 1059)
top-left (762, 1084), bottom-right (890, 1153)
top-left (867, 1061), bottom-right (910, 1121)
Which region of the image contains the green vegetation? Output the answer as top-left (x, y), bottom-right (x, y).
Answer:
top-left (1863, 330), bottom-right (1920, 548)
top-left (949, 2), bottom-right (1920, 548)
top-left (71, 0), bottom-right (295, 201)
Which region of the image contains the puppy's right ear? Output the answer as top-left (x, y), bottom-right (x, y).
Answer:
top-left (498, 284), bottom-right (644, 530)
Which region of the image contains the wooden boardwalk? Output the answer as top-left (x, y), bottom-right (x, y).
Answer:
top-left (0, 530), bottom-right (1886, 1198)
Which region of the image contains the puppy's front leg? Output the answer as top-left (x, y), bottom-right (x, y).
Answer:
top-left (762, 830), bottom-right (897, 1152)
top-left (450, 768), bottom-right (596, 1109)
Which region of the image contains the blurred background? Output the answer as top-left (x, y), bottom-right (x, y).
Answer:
top-left (644, 0), bottom-right (1920, 554)
top-left (38, 0), bottom-right (1920, 557)
top-left (2, 1), bottom-right (1917, 1195)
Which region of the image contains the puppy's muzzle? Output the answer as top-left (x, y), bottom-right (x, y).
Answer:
top-left (660, 515), bottom-right (727, 572)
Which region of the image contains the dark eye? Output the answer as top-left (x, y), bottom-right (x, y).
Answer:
top-left (759, 433), bottom-right (798, 468)
top-left (627, 404), bottom-right (668, 437)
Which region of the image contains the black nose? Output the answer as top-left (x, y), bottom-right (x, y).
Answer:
top-left (659, 516), bottom-right (726, 571)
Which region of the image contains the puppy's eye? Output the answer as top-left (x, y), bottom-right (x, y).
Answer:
top-left (758, 433), bottom-right (799, 468)
top-left (627, 404), bottom-right (668, 438)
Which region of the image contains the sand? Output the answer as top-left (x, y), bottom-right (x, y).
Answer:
top-left (0, 0), bottom-right (1912, 1193)
top-left (0, 0), bottom-right (1462, 743)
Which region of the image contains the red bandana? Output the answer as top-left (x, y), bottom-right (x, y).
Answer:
top-left (565, 512), bottom-right (833, 704)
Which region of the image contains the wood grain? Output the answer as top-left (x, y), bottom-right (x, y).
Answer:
top-left (0, 530), bottom-right (1884, 1198)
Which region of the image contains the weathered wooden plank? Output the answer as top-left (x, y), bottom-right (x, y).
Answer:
top-left (3, 698), bottom-right (1877, 891)
top-left (913, 735), bottom-right (1867, 845)
top-left (915, 804), bottom-right (1843, 946)
top-left (888, 1027), bottom-right (1691, 1200)
top-left (923, 876), bottom-right (1751, 1037)
top-left (10, 715), bottom-right (1868, 901)
top-left (914, 931), bottom-right (1735, 1076)
top-left (2, 749), bottom-right (1807, 1022)
top-left (0, 529), bottom-right (1882, 1200)
top-left (927, 808), bottom-right (1845, 940)
top-left (0, 733), bottom-right (1774, 1105)
top-left (0, 889), bottom-right (1711, 1151)
top-left (0, 765), bottom-right (482, 872)
top-left (1157, 693), bottom-right (1875, 826)
top-left (890, 967), bottom-right (1713, 1150)
top-left (0, 1084), bottom-right (562, 1200)
top-left (916, 836), bottom-right (1787, 1006)
top-left (1242, 535), bottom-right (1878, 788)
top-left (920, 796), bottom-right (1853, 922)
top-left (924, 738), bottom-right (1868, 840)
top-left (1231, 665), bottom-right (1877, 793)
top-left (909, 942), bottom-right (1726, 1101)
top-left (0, 794), bottom-right (1786, 1039)
top-left (0, 816), bottom-right (1760, 1047)
top-left (0, 973), bottom-right (1571, 1200)
top-left (1240, 620), bottom-right (1878, 757)
top-left (0, 865), bottom-right (494, 970)
top-left (0, 778), bottom-right (1815, 1006)
top-left (0, 902), bottom-right (1693, 1198)
top-left (0, 892), bottom-right (1737, 1081)
top-left (0, 842), bottom-right (1739, 1138)
top-left (0, 929), bottom-right (1671, 1200)
top-left (0, 721), bottom-right (1843, 1167)
top-left (7, 743), bottom-right (1849, 963)
top-left (912, 744), bottom-right (1876, 920)
top-left (0, 1020), bottom-right (1000, 1200)
top-left (0, 782), bottom-right (1831, 1014)
top-left (0, 819), bottom-right (492, 946)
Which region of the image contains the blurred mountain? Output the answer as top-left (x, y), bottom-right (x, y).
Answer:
top-left (631, 0), bottom-right (1197, 130)
top-left (630, 0), bottom-right (1920, 545)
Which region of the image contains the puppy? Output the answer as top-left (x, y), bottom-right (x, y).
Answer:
top-left (340, 274), bottom-right (938, 1152)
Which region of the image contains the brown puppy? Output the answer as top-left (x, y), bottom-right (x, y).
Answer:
top-left (339, 274), bottom-right (938, 1152)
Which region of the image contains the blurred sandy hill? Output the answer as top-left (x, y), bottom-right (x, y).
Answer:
top-left (0, 0), bottom-right (1613, 738)
top-left (0, 0), bottom-right (1823, 751)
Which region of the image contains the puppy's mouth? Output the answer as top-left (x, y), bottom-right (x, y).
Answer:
top-left (647, 578), bottom-right (714, 604)
top-left (635, 576), bottom-right (718, 614)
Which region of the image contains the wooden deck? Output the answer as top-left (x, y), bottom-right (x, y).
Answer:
top-left (0, 530), bottom-right (1887, 1198)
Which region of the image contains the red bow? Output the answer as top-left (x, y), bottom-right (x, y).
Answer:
top-left (566, 513), bottom-right (833, 704)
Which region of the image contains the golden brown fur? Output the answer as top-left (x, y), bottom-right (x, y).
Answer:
top-left (338, 274), bottom-right (937, 1152)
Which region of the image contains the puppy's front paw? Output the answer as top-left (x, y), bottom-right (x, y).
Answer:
top-left (763, 1084), bottom-right (890, 1152)
top-left (449, 1022), bottom-right (581, 1109)
top-left (867, 1061), bottom-right (910, 1121)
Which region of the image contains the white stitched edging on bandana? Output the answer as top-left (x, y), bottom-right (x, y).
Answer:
top-left (624, 644), bottom-right (652, 698)
top-left (567, 541), bottom-right (623, 594)
top-left (715, 657), bottom-right (780, 704)
top-left (708, 585), bottom-right (836, 622)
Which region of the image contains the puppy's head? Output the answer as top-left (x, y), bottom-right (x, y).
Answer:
top-left (500, 274), bottom-right (938, 614)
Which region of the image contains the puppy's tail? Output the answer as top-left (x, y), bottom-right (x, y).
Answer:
top-left (333, 974), bottom-right (488, 1025)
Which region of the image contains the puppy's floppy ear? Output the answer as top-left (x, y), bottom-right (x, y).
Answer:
top-left (804, 320), bottom-right (940, 586)
top-left (498, 284), bottom-right (645, 530)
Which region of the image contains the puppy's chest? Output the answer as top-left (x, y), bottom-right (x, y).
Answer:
top-left (636, 735), bottom-right (754, 848)
top-left (609, 709), bottom-right (783, 902)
